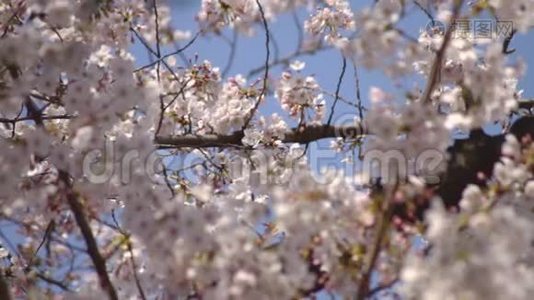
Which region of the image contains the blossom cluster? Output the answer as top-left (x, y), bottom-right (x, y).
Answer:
top-left (304, 0), bottom-right (355, 44)
top-left (197, 0), bottom-right (312, 35)
top-left (0, 0), bottom-right (534, 299)
top-left (275, 61), bottom-right (326, 125)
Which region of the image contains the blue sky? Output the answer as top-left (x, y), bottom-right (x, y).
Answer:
top-left (135, 0), bottom-right (534, 110)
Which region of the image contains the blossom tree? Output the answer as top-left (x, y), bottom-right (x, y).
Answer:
top-left (1, 0), bottom-right (534, 299)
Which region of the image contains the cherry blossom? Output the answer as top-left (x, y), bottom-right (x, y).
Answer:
top-left (0, 0), bottom-right (533, 299)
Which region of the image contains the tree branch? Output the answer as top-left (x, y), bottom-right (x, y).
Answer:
top-left (0, 272), bottom-right (11, 300)
top-left (35, 272), bottom-right (71, 292)
top-left (326, 56), bottom-right (347, 126)
top-left (421, 0), bottom-right (464, 104)
top-left (155, 124), bottom-right (366, 148)
top-left (518, 100), bottom-right (534, 111)
top-left (242, 0), bottom-right (270, 129)
top-left (0, 114), bottom-right (75, 124)
top-left (247, 46), bottom-right (330, 78)
top-left (356, 184), bottom-right (397, 300)
top-left (59, 171), bottom-right (118, 300)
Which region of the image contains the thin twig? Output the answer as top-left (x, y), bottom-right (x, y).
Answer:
top-left (129, 27), bottom-right (181, 82)
top-left (367, 278), bottom-right (399, 298)
top-left (222, 30), bottom-right (238, 77)
top-left (152, 0), bottom-right (167, 138)
top-left (111, 211), bottom-right (147, 300)
top-left (327, 56), bottom-right (347, 126)
top-left (321, 89), bottom-right (366, 109)
top-left (351, 59), bottom-right (364, 121)
top-left (1, 1), bottom-right (25, 38)
top-left (413, 0), bottom-right (434, 22)
top-left (27, 221), bottom-right (55, 270)
top-left (292, 11), bottom-right (304, 52)
top-left (247, 46), bottom-right (329, 78)
top-left (352, 60), bottom-right (365, 159)
top-left (153, 0), bottom-right (162, 62)
top-left (35, 272), bottom-right (71, 292)
top-left (242, 0), bottom-right (271, 129)
top-left (161, 164), bottom-right (176, 197)
top-left (502, 29), bottom-right (517, 54)
top-left (134, 31), bottom-right (200, 73)
top-left (269, 29), bottom-right (280, 63)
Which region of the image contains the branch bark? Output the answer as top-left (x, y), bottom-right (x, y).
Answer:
top-left (421, 0), bottom-right (464, 104)
top-left (0, 272), bottom-right (11, 300)
top-left (356, 184), bottom-right (396, 300)
top-left (518, 100), bottom-right (534, 110)
top-left (59, 171), bottom-right (118, 300)
top-left (155, 124), bottom-right (366, 148)
top-left (23, 93), bottom-right (118, 299)
top-left (153, 101), bottom-right (531, 149)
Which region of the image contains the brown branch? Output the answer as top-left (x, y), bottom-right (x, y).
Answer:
top-left (133, 31), bottom-right (201, 73)
top-left (502, 29), bottom-right (517, 54)
top-left (155, 124), bottom-right (366, 148)
top-left (59, 171), bottom-right (118, 300)
top-left (326, 56), bottom-right (347, 126)
top-left (0, 272), bottom-right (11, 300)
top-left (35, 272), bottom-right (71, 292)
top-left (356, 184), bottom-right (397, 300)
top-left (242, 0), bottom-right (271, 129)
top-left (110, 211), bottom-right (147, 300)
top-left (222, 29), bottom-right (239, 77)
top-left (518, 100), bottom-right (534, 111)
top-left (0, 114), bottom-right (75, 124)
top-left (367, 278), bottom-right (399, 298)
top-left (247, 46), bottom-right (329, 78)
top-left (24, 98), bottom-right (44, 126)
top-left (421, 0), bottom-right (464, 104)
top-left (129, 27), bottom-right (181, 82)
top-left (16, 66), bottom-right (118, 299)
top-left (413, 0), bottom-right (434, 22)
